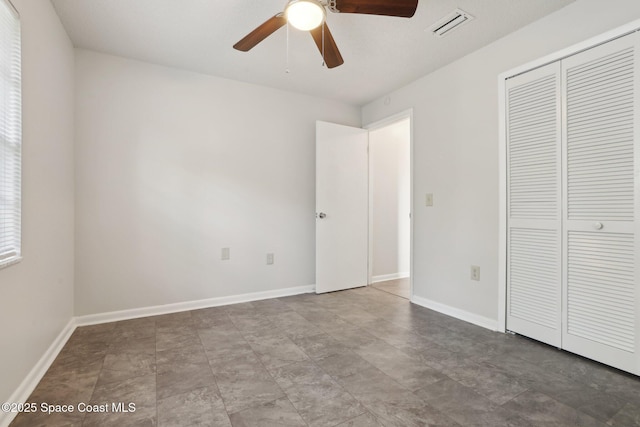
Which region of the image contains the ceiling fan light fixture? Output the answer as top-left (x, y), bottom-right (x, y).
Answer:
top-left (285, 0), bottom-right (326, 31)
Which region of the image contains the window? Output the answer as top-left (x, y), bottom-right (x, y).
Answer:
top-left (0, 0), bottom-right (21, 269)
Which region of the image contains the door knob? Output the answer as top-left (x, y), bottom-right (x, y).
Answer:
top-left (318, 212), bottom-right (326, 219)
top-left (594, 222), bottom-right (603, 230)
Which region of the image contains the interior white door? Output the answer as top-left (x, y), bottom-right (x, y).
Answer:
top-left (561, 33), bottom-right (640, 374)
top-left (316, 121), bottom-right (368, 293)
top-left (506, 62), bottom-right (563, 347)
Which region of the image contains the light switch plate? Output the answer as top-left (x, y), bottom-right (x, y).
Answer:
top-left (266, 253), bottom-right (274, 265)
top-left (425, 193), bottom-right (434, 207)
top-left (221, 248), bottom-right (230, 260)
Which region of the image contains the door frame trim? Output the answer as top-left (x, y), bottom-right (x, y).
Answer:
top-left (364, 108), bottom-right (414, 300)
top-left (498, 20), bottom-right (640, 333)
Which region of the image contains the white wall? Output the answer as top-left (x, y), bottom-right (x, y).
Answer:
top-left (370, 118), bottom-right (410, 280)
top-left (74, 50), bottom-right (361, 316)
top-left (362, 0), bottom-right (640, 323)
top-left (0, 0), bottom-right (75, 405)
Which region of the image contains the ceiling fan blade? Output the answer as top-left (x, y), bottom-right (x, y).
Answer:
top-left (233, 14), bottom-right (286, 52)
top-left (310, 23), bottom-right (344, 69)
top-left (333, 0), bottom-right (418, 17)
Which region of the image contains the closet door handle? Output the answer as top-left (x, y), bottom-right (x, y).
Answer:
top-left (594, 222), bottom-right (604, 230)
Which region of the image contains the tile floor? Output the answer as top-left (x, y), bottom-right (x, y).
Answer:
top-left (9, 286), bottom-right (640, 427)
top-left (371, 278), bottom-right (410, 299)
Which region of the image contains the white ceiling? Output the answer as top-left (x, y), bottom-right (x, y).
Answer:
top-left (51, 0), bottom-right (574, 105)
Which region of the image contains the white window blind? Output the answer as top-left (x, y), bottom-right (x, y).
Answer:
top-left (0, 0), bottom-right (21, 269)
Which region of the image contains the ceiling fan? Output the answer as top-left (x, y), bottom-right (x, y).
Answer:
top-left (233, 0), bottom-right (419, 69)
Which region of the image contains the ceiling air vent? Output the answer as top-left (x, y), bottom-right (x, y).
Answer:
top-left (428, 8), bottom-right (474, 37)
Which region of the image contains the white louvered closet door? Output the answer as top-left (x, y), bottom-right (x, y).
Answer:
top-left (506, 62), bottom-right (563, 347)
top-left (561, 32), bottom-right (640, 374)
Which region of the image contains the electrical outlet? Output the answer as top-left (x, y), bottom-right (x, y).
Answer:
top-left (266, 253), bottom-right (274, 265)
top-left (425, 193), bottom-right (434, 207)
top-left (471, 265), bottom-right (480, 281)
top-left (221, 247), bottom-right (230, 260)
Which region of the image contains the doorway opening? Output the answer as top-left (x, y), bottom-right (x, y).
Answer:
top-left (314, 110), bottom-right (412, 296)
top-left (367, 115), bottom-right (412, 299)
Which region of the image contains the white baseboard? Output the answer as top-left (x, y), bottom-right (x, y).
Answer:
top-left (411, 295), bottom-right (498, 331)
top-left (371, 272), bottom-right (410, 284)
top-left (0, 318), bottom-right (77, 427)
top-left (75, 284), bottom-right (316, 326)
